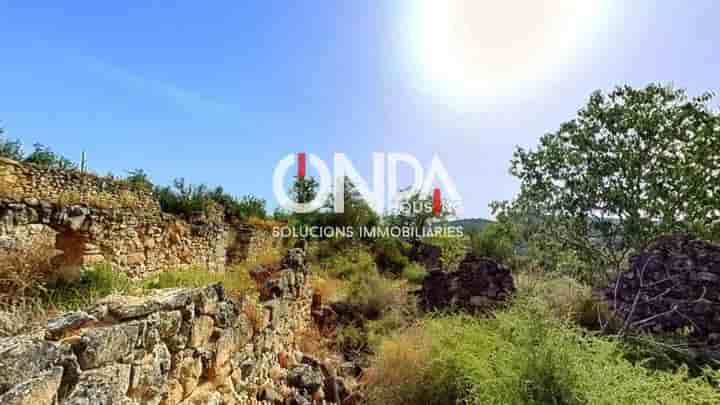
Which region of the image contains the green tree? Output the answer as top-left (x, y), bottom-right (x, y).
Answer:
top-left (154, 178), bottom-right (209, 216)
top-left (290, 175), bottom-right (319, 204)
top-left (468, 222), bottom-right (515, 264)
top-left (155, 179), bottom-right (267, 220)
top-left (287, 177), bottom-right (380, 239)
top-left (125, 169), bottom-right (153, 191)
top-left (497, 84), bottom-right (720, 278)
top-left (228, 195), bottom-right (267, 219)
top-left (24, 143), bottom-right (77, 170)
top-left (386, 189), bottom-right (454, 241)
top-left (325, 177), bottom-right (380, 231)
top-left (0, 127), bottom-right (24, 161)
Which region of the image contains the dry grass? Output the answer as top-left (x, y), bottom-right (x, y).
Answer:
top-left (516, 272), bottom-right (614, 330)
top-left (297, 325), bottom-right (335, 360)
top-left (116, 190), bottom-right (142, 208)
top-left (344, 270), bottom-right (408, 320)
top-left (246, 217), bottom-right (284, 231)
top-left (310, 276), bottom-right (344, 305)
top-left (363, 327), bottom-right (432, 405)
top-left (0, 246), bottom-right (57, 298)
top-left (143, 265), bottom-right (258, 299)
top-left (251, 250), bottom-right (285, 267)
top-left (0, 298), bottom-right (54, 337)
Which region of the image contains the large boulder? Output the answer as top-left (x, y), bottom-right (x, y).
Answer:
top-left (418, 253), bottom-right (515, 312)
top-left (606, 234), bottom-right (720, 337)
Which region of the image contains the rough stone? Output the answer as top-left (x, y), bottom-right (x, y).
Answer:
top-left (287, 364), bottom-right (324, 394)
top-left (606, 234), bottom-right (720, 337)
top-left (45, 311), bottom-right (98, 340)
top-left (0, 366), bottom-right (63, 405)
top-left (0, 158), bottom-right (232, 277)
top-left (0, 248), bottom-right (327, 405)
top-left (0, 336), bottom-right (76, 395)
top-left (75, 322), bottom-right (142, 369)
top-left (64, 363), bottom-right (132, 405)
top-left (189, 316), bottom-right (214, 348)
top-left (128, 343), bottom-right (171, 403)
top-left (173, 350), bottom-right (202, 396)
top-left (419, 253), bottom-right (515, 312)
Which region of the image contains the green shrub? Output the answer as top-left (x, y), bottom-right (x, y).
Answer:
top-left (24, 143), bottom-right (77, 170)
top-left (468, 222), bottom-right (515, 264)
top-left (371, 238), bottom-right (410, 275)
top-left (366, 299), bottom-right (720, 405)
top-left (144, 265), bottom-right (257, 297)
top-left (124, 169), bottom-right (153, 191)
top-left (313, 245), bottom-right (377, 280)
top-left (401, 262), bottom-right (428, 284)
top-left (155, 178), bottom-right (267, 219)
top-left (424, 235), bottom-right (466, 271)
top-left (516, 274), bottom-right (616, 330)
top-left (308, 239), bottom-right (352, 263)
top-left (336, 324), bottom-right (368, 357)
top-left (0, 128), bottom-right (23, 161)
top-left (344, 269), bottom-right (406, 320)
top-left (43, 264), bottom-right (134, 310)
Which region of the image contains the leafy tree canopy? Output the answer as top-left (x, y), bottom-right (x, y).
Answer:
top-left (0, 127), bottom-right (24, 161)
top-left (496, 84), bottom-right (720, 276)
top-left (155, 178), bottom-right (267, 220)
top-left (24, 143), bottom-right (77, 170)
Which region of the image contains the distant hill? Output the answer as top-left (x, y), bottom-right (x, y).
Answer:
top-left (447, 218), bottom-right (494, 233)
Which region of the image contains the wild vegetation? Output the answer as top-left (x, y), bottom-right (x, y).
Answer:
top-left (1, 84), bottom-right (719, 403)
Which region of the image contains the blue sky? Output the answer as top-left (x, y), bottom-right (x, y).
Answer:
top-left (1, 1), bottom-right (718, 218)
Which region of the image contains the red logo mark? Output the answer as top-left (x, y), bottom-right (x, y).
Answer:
top-left (297, 152), bottom-right (306, 179)
top-left (433, 188), bottom-right (442, 215)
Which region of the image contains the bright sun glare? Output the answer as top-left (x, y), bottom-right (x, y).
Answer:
top-left (406, 0), bottom-right (615, 109)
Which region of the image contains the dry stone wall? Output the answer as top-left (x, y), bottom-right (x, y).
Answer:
top-left (0, 158), bottom-right (159, 212)
top-left (419, 253), bottom-right (516, 312)
top-left (227, 225), bottom-right (283, 265)
top-left (0, 158), bottom-right (282, 277)
top-left (606, 234), bottom-right (720, 338)
top-left (0, 249), bottom-right (337, 405)
top-left (0, 199), bottom-right (227, 277)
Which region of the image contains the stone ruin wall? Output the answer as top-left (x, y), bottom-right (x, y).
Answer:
top-left (0, 198), bottom-right (228, 278)
top-left (227, 225), bottom-right (283, 265)
top-left (0, 158), bottom-right (160, 212)
top-left (0, 249), bottom-right (336, 405)
top-left (0, 158), bottom-right (281, 278)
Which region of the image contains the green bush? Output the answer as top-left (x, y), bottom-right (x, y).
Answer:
top-left (468, 222), bottom-right (515, 264)
top-left (401, 262), bottom-right (428, 284)
top-left (366, 299), bottom-right (720, 405)
top-left (24, 143), bottom-right (77, 170)
top-left (308, 239), bottom-right (353, 263)
top-left (516, 274), bottom-right (616, 330)
top-left (155, 178), bottom-right (266, 220)
top-left (344, 268), bottom-right (406, 320)
top-left (371, 238), bottom-right (410, 275)
top-left (0, 128), bottom-right (23, 161)
top-left (143, 265), bottom-right (258, 297)
top-left (43, 264), bottom-right (134, 310)
top-left (423, 235), bottom-right (467, 271)
top-left (313, 245), bottom-right (377, 280)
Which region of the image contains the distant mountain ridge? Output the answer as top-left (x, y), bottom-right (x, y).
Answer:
top-left (447, 218), bottom-right (494, 233)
